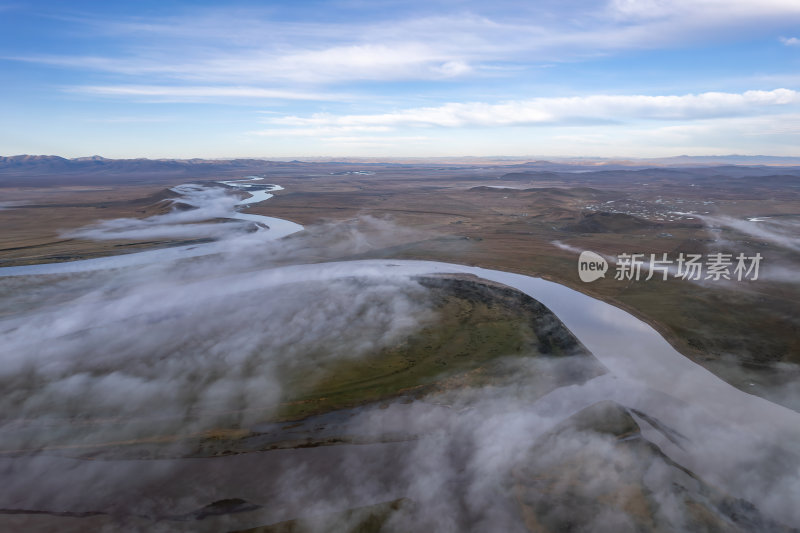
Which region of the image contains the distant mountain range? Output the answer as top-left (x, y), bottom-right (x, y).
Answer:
top-left (631, 154), bottom-right (800, 166)
top-left (2, 154), bottom-right (800, 180)
top-left (0, 155), bottom-right (302, 175)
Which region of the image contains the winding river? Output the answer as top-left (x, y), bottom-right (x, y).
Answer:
top-left (0, 178), bottom-right (304, 276)
top-left (1, 180), bottom-right (800, 526)
top-left (2, 180), bottom-right (799, 436)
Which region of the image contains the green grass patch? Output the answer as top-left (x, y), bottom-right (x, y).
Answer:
top-left (275, 276), bottom-right (584, 420)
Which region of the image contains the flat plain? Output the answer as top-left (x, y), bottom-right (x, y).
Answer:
top-left (3, 157), bottom-right (797, 401)
top-left (2, 156), bottom-right (800, 532)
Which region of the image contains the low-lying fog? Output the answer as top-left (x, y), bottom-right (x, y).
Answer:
top-left (2, 183), bottom-right (800, 532)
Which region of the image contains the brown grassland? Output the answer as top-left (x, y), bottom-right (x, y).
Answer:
top-left (1, 160), bottom-right (799, 403)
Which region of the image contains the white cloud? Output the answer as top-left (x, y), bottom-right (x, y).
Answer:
top-left (7, 3), bottom-right (800, 157)
top-left (274, 43), bottom-right (466, 82)
top-left (248, 125), bottom-right (429, 150)
top-left (610, 0), bottom-right (800, 20)
top-left (13, 40), bottom-right (474, 85)
top-left (781, 36), bottom-right (800, 46)
top-left (83, 115), bottom-right (174, 123)
top-left (249, 126), bottom-right (393, 137)
top-left (267, 89), bottom-right (800, 129)
top-left (11, 3), bottom-right (800, 90)
top-left (70, 85), bottom-right (345, 102)
top-left (320, 135), bottom-right (430, 146)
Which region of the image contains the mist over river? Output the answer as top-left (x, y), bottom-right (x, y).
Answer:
top-left (2, 181), bottom-right (799, 531)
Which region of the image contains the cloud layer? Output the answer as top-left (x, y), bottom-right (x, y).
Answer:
top-left (2, 183), bottom-right (800, 530)
top-left (4, 1), bottom-right (800, 157)
top-left (261, 89), bottom-right (800, 132)
top-left (10, 2), bottom-right (800, 97)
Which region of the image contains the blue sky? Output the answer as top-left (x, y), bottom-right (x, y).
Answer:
top-left (2, 0), bottom-right (800, 158)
